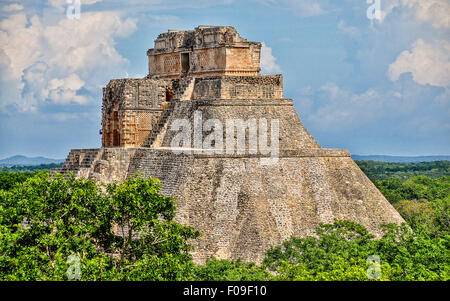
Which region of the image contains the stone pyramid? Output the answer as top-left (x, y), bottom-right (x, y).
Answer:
top-left (54, 26), bottom-right (404, 264)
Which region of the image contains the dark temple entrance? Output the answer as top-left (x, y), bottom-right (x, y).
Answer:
top-left (181, 53), bottom-right (190, 73)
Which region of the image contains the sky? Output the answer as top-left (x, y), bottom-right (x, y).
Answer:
top-left (0, 0), bottom-right (449, 159)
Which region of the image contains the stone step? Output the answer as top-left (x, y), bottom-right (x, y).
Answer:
top-left (54, 148), bottom-right (103, 176)
top-left (143, 78), bottom-right (193, 148)
top-left (144, 100), bottom-right (178, 147)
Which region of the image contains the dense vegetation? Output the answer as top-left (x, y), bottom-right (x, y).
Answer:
top-left (356, 160), bottom-right (450, 180)
top-left (0, 172), bottom-right (199, 280)
top-left (194, 221), bottom-right (449, 281)
top-left (0, 172), bottom-right (35, 191)
top-left (0, 161), bottom-right (449, 281)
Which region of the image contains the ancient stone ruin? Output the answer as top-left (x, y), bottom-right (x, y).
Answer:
top-left (54, 26), bottom-right (404, 264)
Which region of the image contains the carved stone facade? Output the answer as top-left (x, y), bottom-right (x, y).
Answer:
top-left (101, 78), bottom-right (168, 147)
top-left (54, 26), bottom-right (405, 264)
top-left (191, 75), bottom-right (283, 100)
top-left (102, 26), bottom-right (280, 148)
top-left (147, 26), bottom-right (261, 78)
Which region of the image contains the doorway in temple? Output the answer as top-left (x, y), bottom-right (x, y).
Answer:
top-left (111, 111), bottom-right (120, 147)
top-left (181, 53), bottom-right (190, 73)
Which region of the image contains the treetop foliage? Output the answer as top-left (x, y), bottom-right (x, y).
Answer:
top-left (0, 172), bottom-right (199, 280)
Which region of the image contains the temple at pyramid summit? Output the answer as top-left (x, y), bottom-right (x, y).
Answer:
top-left (53, 26), bottom-right (404, 263)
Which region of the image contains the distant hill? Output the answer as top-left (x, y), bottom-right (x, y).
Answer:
top-left (0, 155), bottom-right (64, 167)
top-left (352, 155), bottom-right (450, 163)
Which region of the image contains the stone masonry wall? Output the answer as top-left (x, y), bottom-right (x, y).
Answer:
top-left (102, 78), bottom-right (169, 147)
top-left (147, 26), bottom-right (261, 78)
top-left (192, 75), bottom-right (283, 100)
top-left (170, 155), bottom-right (404, 264)
top-left (158, 98), bottom-right (320, 151)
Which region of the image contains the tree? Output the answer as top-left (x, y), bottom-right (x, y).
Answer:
top-left (0, 171), bottom-right (35, 191)
top-left (263, 220), bottom-right (449, 281)
top-left (0, 172), bottom-right (199, 280)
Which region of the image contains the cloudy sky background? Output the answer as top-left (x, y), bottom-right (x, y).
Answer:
top-left (0, 0), bottom-right (449, 159)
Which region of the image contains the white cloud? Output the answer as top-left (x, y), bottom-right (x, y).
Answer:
top-left (306, 83), bottom-right (384, 131)
top-left (388, 39), bottom-right (450, 87)
top-left (260, 42), bottom-right (281, 74)
top-left (378, 0), bottom-right (400, 23)
top-left (372, 0), bottom-right (450, 87)
top-left (47, 74), bottom-right (88, 104)
top-left (380, 0), bottom-right (450, 28)
top-left (2, 3), bottom-right (24, 12)
top-left (0, 10), bottom-right (136, 112)
top-left (300, 81), bottom-right (439, 134)
top-left (404, 0), bottom-right (450, 29)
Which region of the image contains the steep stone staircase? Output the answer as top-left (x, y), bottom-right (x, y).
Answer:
top-left (143, 77), bottom-right (194, 148)
top-left (179, 77), bottom-right (195, 101)
top-left (143, 99), bottom-right (178, 147)
top-left (51, 148), bottom-right (103, 177)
